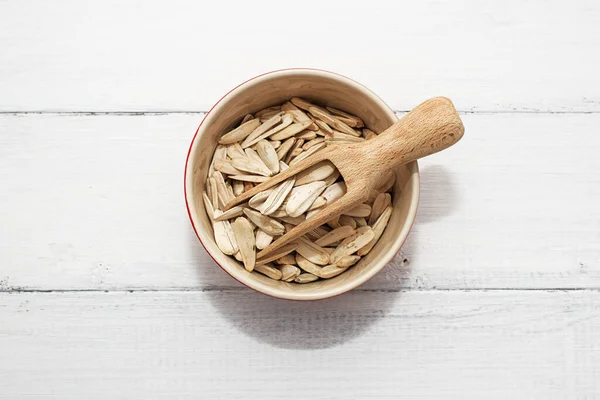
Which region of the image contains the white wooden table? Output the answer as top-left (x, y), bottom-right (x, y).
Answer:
top-left (1, 1), bottom-right (599, 398)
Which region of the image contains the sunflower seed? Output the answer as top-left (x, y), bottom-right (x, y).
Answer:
top-left (326, 106), bottom-right (364, 128)
top-left (315, 225), bottom-right (356, 247)
top-left (308, 195), bottom-right (327, 210)
top-left (363, 128), bottom-right (377, 140)
top-left (230, 174), bottom-right (269, 183)
top-left (326, 216), bottom-right (342, 229)
top-left (336, 255), bottom-right (361, 268)
top-left (295, 130), bottom-right (317, 140)
top-left (295, 273), bottom-right (319, 283)
top-left (203, 192), bottom-right (215, 222)
top-left (233, 251), bottom-right (243, 262)
top-left (214, 205), bottom-right (245, 221)
top-left (330, 226), bottom-right (375, 264)
top-left (290, 146), bottom-right (303, 158)
top-left (286, 181), bottom-right (327, 217)
top-left (256, 140), bottom-right (280, 174)
top-left (319, 264), bottom-right (350, 279)
top-left (270, 140), bottom-right (281, 149)
top-left (289, 142), bottom-right (327, 166)
top-left (290, 97), bottom-right (316, 111)
top-left (260, 111), bottom-right (282, 122)
top-left (322, 181), bottom-right (346, 204)
top-left (296, 237), bottom-right (329, 265)
top-left (327, 131), bottom-right (365, 142)
top-left (213, 171), bottom-right (233, 208)
top-left (232, 217), bottom-right (255, 271)
top-left (308, 106), bottom-right (358, 137)
top-left (279, 215), bottom-right (306, 225)
top-left (243, 208), bottom-right (285, 236)
top-left (278, 264), bottom-right (301, 282)
top-left (358, 206), bottom-right (393, 256)
top-left (219, 119), bottom-right (261, 145)
top-left (269, 120), bottom-right (313, 141)
top-left (242, 113), bottom-right (293, 148)
top-left (343, 203), bottom-right (371, 217)
top-left (248, 188), bottom-right (274, 209)
top-left (239, 112), bottom-right (283, 147)
top-left (207, 177), bottom-right (219, 210)
top-left (314, 119), bottom-right (333, 135)
top-left (214, 158), bottom-right (243, 176)
top-left (232, 180), bottom-right (244, 196)
top-left (231, 156), bottom-right (272, 177)
top-left (275, 254), bottom-right (296, 265)
top-left (227, 143), bottom-right (246, 159)
top-left (369, 192), bottom-right (392, 225)
top-left (214, 211), bottom-right (239, 256)
top-left (254, 263), bottom-right (282, 280)
top-left (324, 170), bottom-right (340, 186)
top-left (295, 161), bottom-right (336, 186)
top-left (296, 254), bottom-right (323, 276)
top-left (209, 145), bottom-right (227, 176)
top-left (305, 226), bottom-right (330, 240)
top-left (255, 106), bottom-right (282, 118)
top-left (284, 139), bottom-right (304, 164)
top-left (240, 114), bottom-right (254, 124)
top-left (302, 138), bottom-right (325, 151)
top-left (354, 217), bottom-right (368, 227)
top-left (276, 137), bottom-right (295, 160)
top-left (255, 242), bottom-right (298, 266)
top-left (340, 215), bottom-right (357, 229)
top-left (260, 177), bottom-right (295, 216)
top-left (244, 182), bottom-right (254, 192)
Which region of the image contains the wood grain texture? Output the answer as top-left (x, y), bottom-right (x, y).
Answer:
top-left (1, 290), bottom-right (599, 399)
top-left (1, 113), bottom-right (599, 291)
top-left (1, 0), bottom-right (599, 112)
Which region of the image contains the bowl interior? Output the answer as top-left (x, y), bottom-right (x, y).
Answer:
top-left (185, 70), bottom-right (419, 300)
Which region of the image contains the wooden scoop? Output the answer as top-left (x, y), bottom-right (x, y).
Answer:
top-left (224, 96), bottom-right (465, 260)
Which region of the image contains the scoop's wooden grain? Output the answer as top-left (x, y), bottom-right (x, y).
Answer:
top-left (225, 96), bottom-right (464, 260)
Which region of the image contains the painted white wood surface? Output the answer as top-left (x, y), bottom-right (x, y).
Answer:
top-left (1, 0), bottom-right (600, 112)
top-left (1, 113), bottom-right (599, 291)
top-left (1, 290), bottom-right (600, 399)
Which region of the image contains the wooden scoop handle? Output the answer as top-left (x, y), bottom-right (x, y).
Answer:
top-left (363, 97), bottom-right (464, 169)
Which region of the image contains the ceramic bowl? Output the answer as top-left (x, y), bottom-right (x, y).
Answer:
top-left (185, 69), bottom-right (419, 300)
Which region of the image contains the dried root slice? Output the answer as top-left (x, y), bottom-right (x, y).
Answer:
top-left (214, 211), bottom-right (239, 256)
top-left (256, 140), bottom-right (280, 174)
top-left (330, 226), bottom-right (374, 264)
top-left (256, 242), bottom-right (298, 266)
top-left (358, 206), bottom-right (393, 256)
top-left (243, 208), bottom-right (285, 236)
top-left (254, 263), bottom-right (282, 280)
top-left (227, 143), bottom-right (246, 159)
top-left (232, 217), bottom-right (255, 271)
top-left (219, 119), bottom-right (262, 145)
top-left (214, 205), bottom-right (245, 221)
top-left (296, 254), bottom-right (324, 277)
top-left (278, 264), bottom-right (301, 282)
top-left (230, 174), bottom-right (269, 183)
top-left (296, 237), bottom-right (330, 265)
top-left (294, 161), bottom-right (336, 186)
top-left (214, 158), bottom-right (243, 176)
top-left (369, 192), bottom-right (392, 225)
top-left (343, 203), bottom-right (372, 217)
top-left (315, 225), bottom-right (356, 247)
top-left (286, 181), bottom-right (327, 218)
top-left (339, 215), bottom-right (357, 229)
top-left (270, 121), bottom-right (313, 141)
top-left (295, 273), bottom-right (319, 283)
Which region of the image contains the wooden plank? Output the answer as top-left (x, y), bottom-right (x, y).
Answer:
top-left (1, 113), bottom-right (599, 291)
top-left (0, 0), bottom-right (599, 112)
top-left (1, 290), bottom-right (599, 398)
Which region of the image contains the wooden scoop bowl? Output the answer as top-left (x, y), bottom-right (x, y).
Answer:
top-left (225, 96), bottom-right (464, 260)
